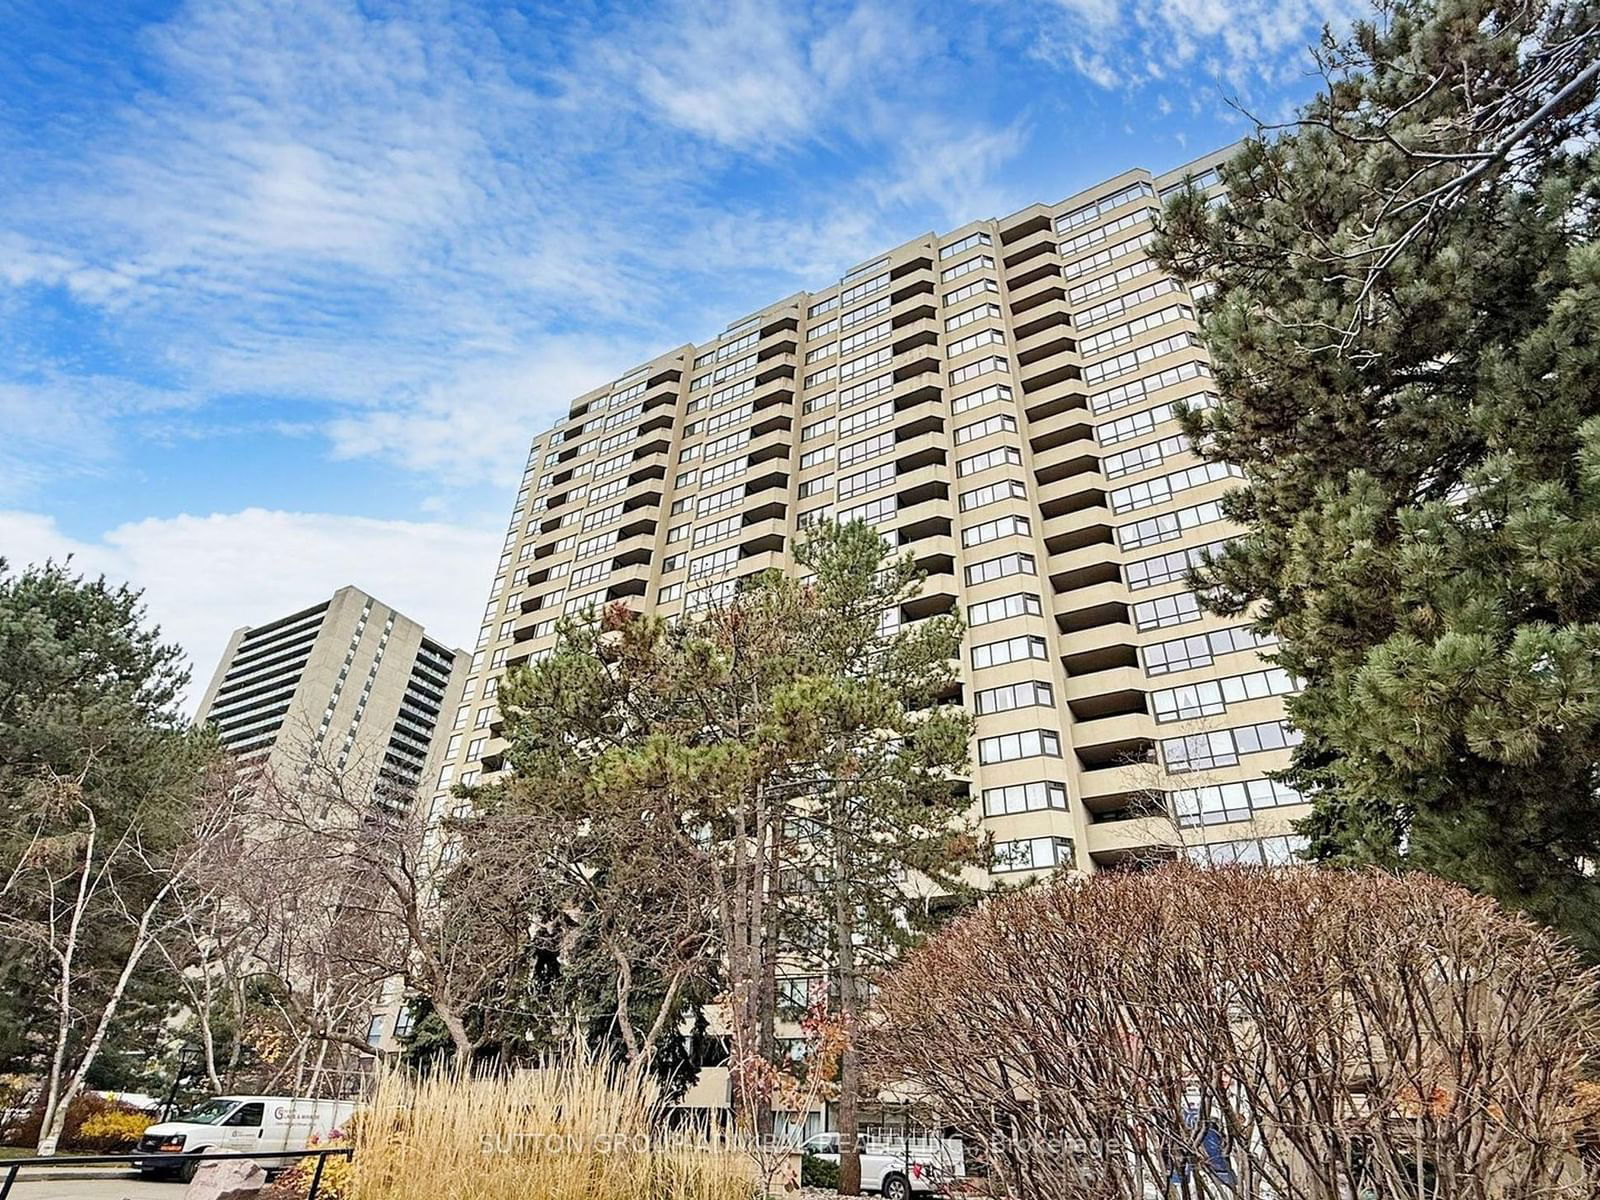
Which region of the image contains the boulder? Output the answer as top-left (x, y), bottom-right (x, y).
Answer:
top-left (182, 1159), bottom-right (269, 1200)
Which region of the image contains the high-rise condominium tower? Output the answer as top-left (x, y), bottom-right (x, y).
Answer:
top-left (196, 586), bottom-right (466, 797)
top-left (428, 147), bottom-right (1308, 876)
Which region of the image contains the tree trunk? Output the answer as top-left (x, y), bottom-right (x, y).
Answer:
top-left (834, 797), bottom-right (862, 1195)
top-left (38, 882), bottom-right (170, 1154)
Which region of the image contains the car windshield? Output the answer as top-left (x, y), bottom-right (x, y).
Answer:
top-left (178, 1099), bottom-right (239, 1125)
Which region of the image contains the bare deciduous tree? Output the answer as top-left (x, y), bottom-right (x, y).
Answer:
top-left (866, 865), bottom-right (1600, 1200)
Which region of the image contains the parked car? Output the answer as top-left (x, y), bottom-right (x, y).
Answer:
top-left (801, 1132), bottom-right (966, 1199)
top-left (136, 1095), bottom-right (357, 1180)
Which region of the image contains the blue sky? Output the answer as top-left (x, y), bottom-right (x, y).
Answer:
top-left (0, 0), bottom-right (1354, 702)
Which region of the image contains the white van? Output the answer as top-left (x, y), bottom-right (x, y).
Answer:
top-left (136, 1095), bottom-right (357, 1179)
top-left (802, 1133), bottom-right (966, 1199)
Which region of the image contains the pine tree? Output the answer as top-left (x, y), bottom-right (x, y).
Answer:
top-left (1155, 0), bottom-right (1600, 952)
top-left (491, 521), bottom-right (978, 1149)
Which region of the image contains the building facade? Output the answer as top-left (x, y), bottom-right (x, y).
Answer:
top-left (196, 585), bottom-right (466, 798)
top-left (426, 146), bottom-right (1308, 891)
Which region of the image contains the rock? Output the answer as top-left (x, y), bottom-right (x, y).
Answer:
top-left (182, 1159), bottom-right (269, 1200)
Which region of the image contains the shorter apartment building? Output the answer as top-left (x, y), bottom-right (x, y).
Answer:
top-left (196, 585), bottom-right (466, 799)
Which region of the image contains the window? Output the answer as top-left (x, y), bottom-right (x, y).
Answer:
top-left (802, 392), bottom-right (833, 414)
top-left (1142, 623), bottom-right (1277, 676)
top-left (841, 295), bottom-right (891, 329)
top-left (1131, 590), bottom-right (1203, 631)
top-left (949, 328), bottom-right (1008, 358)
top-left (840, 272), bottom-right (888, 304)
top-left (798, 505), bottom-right (832, 528)
top-left (944, 276), bottom-right (1000, 305)
top-left (564, 590), bottom-right (603, 613)
top-left (950, 356), bottom-right (1010, 387)
top-left (802, 417), bottom-right (835, 442)
top-left (705, 403), bottom-right (754, 435)
top-left (1104, 433), bottom-right (1189, 478)
top-left (839, 319), bottom-right (892, 354)
top-left (466, 737), bottom-right (486, 760)
top-left (965, 551), bottom-right (1035, 586)
top-left (940, 229), bottom-right (992, 259)
top-left (1062, 229), bottom-right (1158, 281)
top-left (951, 382), bottom-right (1012, 417)
top-left (838, 400), bottom-right (893, 438)
top-left (1161, 720), bottom-right (1302, 774)
top-left (1080, 303), bottom-right (1192, 358)
top-left (693, 515), bottom-right (742, 547)
top-left (1127, 540), bottom-right (1230, 591)
top-left (957, 444), bottom-right (1023, 477)
top-left (1117, 499), bottom-right (1226, 550)
top-left (955, 411), bottom-right (1017, 445)
top-left (804, 343), bottom-right (836, 364)
top-left (800, 444), bottom-right (833, 469)
top-left (840, 347), bottom-right (891, 381)
top-left (962, 513), bottom-right (1030, 547)
top-left (1090, 360), bottom-right (1211, 415)
top-left (805, 365), bottom-right (837, 388)
top-left (1184, 834), bottom-right (1309, 867)
top-left (1152, 668), bottom-right (1297, 722)
top-left (1077, 279), bottom-right (1184, 330)
top-left (839, 495), bottom-right (896, 529)
top-left (982, 780), bottom-right (1068, 817)
top-left (701, 457), bottom-right (744, 488)
top-left (808, 294), bottom-right (840, 318)
top-left (798, 475), bottom-right (831, 499)
top-left (709, 376), bottom-right (758, 408)
top-left (978, 728), bottom-right (1061, 764)
top-left (670, 496), bottom-right (693, 515)
top-left (698, 485), bottom-right (744, 517)
top-left (588, 476), bottom-right (629, 505)
top-left (968, 592), bottom-right (1041, 626)
top-left (1110, 461), bottom-right (1241, 514)
top-left (959, 478), bottom-right (1027, 512)
top-left (704, 429), bottom-right (750, 460)
top-left (678, 443), bottom-right (701, 462)
top-left (839, 462), bottom-right (895, 500)
top-left (1098, 393), bottom-right (1218, 448)
top-left (1082, 332), bottom-right (1203, 386)
top-left (575, 532), bottom-right (614, 559)
top-left (974, 679), bottom-right (1054, 715)
top-left (838, 430), bottom-right (894, 468)
top-left (807, 315), bottom-right (839, 340)
top-left (666, 523), bottom-right (690, 544)
top-left (594, 450), bottom-right (632, 478)
top-left (993, 835), bottom-right (1075, 873)
top-left (1170, 777), bottom-right (1304, 828)
top-left (940, 254), bottom-right (994, 283)
top-left (972, 634), bottom-right (1047, 669)
top-left (690, 547), bottom-right (739, 579)
top-left (839, 373), bottom-right (894, 409)
top-left (1054, 180), bottom-right (1155, 233)
top-left (658, 582), bottom-right (684, 603)
top-left (662, 552), bottom-right (685, 573)
top-left (581, 503), bottom-right (624, 531)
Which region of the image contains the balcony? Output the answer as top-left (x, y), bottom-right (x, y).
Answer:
top-left (1032, 437), bottom-right (1099, 487)
top-left (891, 345), bottom-right (941, 383)
top-left (746, 426), bottom-right (795, 465)
top-left (891, 317), bottom-right (940, 352)
top-left (998, 209), bottom-right (1052, 247)
top-left (1085, 816), bottom-right (1180, 863)
top-left (893, 430), bottom-right (947, 472)
top-left (1028, 405), bottom-right (1094, 452)
top-left (1054, 580), bottom-right (1130, 628)
top-left (1013, 296), bottom-right (1072, 342)
top-left (1006, 256), bottom-right (1062, 292)
top-left (904, 571), bottom-right (958, 620)
top-left (1007, 274), bottom-right (1066, 316)
top-left (890, 288), bottom-right (938, 327)
top-left (1060, 625), bottom-right (1139, 676)
top-left (1021, 358), bottom-right (1081, 397)
top-left (1049, 553), bottom-right (1120, 594)
top-left (890, 273), bottom-right (936, 307)
top-left (891, 252), bottom-right (935, 280)
top-left (1002, 224), bottom-right (1056, 267)
top-left (739, 517), bottom-right (787, 555)
top-left (1016, 324), bottom-right (1075, 366)
top-left (1043, 505), bottom-right (1114, 555)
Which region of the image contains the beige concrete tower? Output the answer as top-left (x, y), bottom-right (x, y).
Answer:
top-left (429, 146), bottom-right (1307, 883)
top-left (195, 585), bottom-right (466, 800)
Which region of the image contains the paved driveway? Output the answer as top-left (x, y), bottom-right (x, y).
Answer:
top-left (4, 1172), bottom-right (187, 1200)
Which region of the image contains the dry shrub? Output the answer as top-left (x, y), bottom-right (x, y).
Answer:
top-left (347, 1054), bottom-right (752, 1200)
top-left (865, 864), bottom-right (1600, 1200)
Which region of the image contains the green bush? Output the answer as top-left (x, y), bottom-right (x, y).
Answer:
top-left (802, 1150), bottom-right (839, 1189)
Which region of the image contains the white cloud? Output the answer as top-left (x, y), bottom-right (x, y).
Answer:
top-left (1032, 0), bottom-right (1359, 96)
top-left (0, 508), bottom-right (499, 712)
top-left (0, 0), bottom-right (1030, 499)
